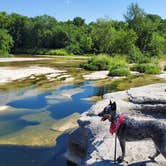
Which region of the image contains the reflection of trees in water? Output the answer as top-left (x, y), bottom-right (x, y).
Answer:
top-left (94, 84), bottom-right (117, 97)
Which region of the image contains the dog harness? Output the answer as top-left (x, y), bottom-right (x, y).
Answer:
top-left (110, 113), bottom-right (124, 135)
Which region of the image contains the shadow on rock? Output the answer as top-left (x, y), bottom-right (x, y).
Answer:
top-left (92, 160), bottom-right (164, 166)
top-left (91, 160), bottom-right (123, 166)
top-left (128, 160), bottom-right (165, 166)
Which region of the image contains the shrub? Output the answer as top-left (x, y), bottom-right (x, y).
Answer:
top-left (80, 55), bottom-right (130, 76)
top-left (47, 49), bottom-right (71, 56)
top-left (108, 56), bottom-right (130, 76)
top-left (132, 63), bottom-right (161, 74)
top-left (128, 46), bottom-right (143, 63)
top-left (109, 66), bottom-right (130, 76)
top-left (0, 51), bottom-right (13, 57)
top-left (128, 46), bottom-right (151, 63)
top-left (80, 55), bottom-right (111, 70)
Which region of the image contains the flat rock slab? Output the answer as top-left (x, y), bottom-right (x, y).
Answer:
top-left (0, 66), bottom-right (65, 84)
top-left (0, 57), bottom-right (51, 62)
top-left (83, 71), bottom-right (109, 80)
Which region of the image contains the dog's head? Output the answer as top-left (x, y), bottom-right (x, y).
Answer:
top-left (98, 100), bottom-right (117, 121)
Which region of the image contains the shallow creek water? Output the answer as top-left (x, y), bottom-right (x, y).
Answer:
top-left (0, 57), bottom-right (116, 166)
top-left (0, 81), bottom-right (113, 166)
top-left (0, 56), bottom-right (165, 166)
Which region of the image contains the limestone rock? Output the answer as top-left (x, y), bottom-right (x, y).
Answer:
top-left (66, 83), bottom-right (166, 166)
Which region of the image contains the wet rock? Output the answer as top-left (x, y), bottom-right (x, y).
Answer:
top-left (66, 83), bottom-right (166, 166)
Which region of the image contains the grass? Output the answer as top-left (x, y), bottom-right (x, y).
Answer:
top-left (47, 49), bottom-right (73, 56)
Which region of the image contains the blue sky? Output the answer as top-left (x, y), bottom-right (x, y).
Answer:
top-left (0, 0), bottom-right (166, 22)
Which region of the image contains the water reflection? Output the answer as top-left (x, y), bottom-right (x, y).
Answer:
top-left (0, 80), bottom-right (115, 166)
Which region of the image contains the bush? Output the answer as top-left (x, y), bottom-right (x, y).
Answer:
top-left (14, 48), bottom-right (48, 55)
top-left (0, 51), bottom-right (13, 57)
top-left (108, 56), bottom-right (130, 76)
top-left (80, 55), bottom-right (111, 70)
top-left (109, 60), bottom-right (130, 76)
top-left (80, 54), bottom-right (131, 76)
top-left (128, 46), bottom-right (151, 63)
top-left (47, 49), bottom-right (71, 56)
top-left (132, 63), bottom-right (161, 74)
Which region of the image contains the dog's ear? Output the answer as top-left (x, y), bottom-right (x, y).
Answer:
top-left (109, 100), bottom-right (112, 105)
top-left (111, 102), bottom-right (116, 111)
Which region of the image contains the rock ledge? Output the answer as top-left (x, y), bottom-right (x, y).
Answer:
top-left (66, 83), bottom-right (166, 166)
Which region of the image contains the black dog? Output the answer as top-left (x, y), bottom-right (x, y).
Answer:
top-left (98, 100), bottom-right (166, 162)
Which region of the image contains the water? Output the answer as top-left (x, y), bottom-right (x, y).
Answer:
top-left (0, 80), bottom-right (115, 166)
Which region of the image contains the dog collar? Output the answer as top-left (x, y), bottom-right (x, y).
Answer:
top-left (110, 113), bottom-right (124, 135)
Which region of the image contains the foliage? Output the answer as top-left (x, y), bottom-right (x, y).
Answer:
top-left (132, 63), bottom-right (161, 74)
top-left (80, 55), bottom-right (111, 70)
top-left (0, 29), bottom-right (13, 57)
top-left (109, 57), bottom-right (130, 76)
top-left (127, 46), bottom-right (152, 63)
top-left (80, 55), bottom-right (130, 76)
top-left (0, 3), bottom-right (166, 58)
top-left (73, 17), bottom-right (85, 27)
top-left (124, 3), bottom-right (145, 22)
top-left (47, 49), bottom-right (72, 56)
top-left (109, 67), bottom-right (130, 76)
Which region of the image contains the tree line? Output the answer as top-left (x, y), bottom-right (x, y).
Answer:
top-left (0, 3), bottom-right (166, 60)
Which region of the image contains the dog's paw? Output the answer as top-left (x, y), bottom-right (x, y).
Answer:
top-left (117, 156), bottom-right (124, 163)
top-left (148, 156), bottom-right (156, 162)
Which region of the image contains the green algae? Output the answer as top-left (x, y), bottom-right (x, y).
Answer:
top-left (111, 74), bottom-right (166, 91)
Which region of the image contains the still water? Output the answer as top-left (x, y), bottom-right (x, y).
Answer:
top-left (0, 80), bottom-right (115, 166)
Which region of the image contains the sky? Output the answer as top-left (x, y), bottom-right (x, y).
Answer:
top-left (0, 0), bottom-right (166, 23)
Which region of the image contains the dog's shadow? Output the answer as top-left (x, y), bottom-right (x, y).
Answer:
top-left (92, 160), bottom-right (159, 166)
top-left (90, 160), bottom-right (124, 166)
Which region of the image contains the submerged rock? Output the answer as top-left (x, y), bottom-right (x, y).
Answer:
top-left (66, 83), bottom-right (166, 165)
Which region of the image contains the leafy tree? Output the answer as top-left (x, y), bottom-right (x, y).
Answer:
top-left (0, 29), bottom-right (13, 55)
top-left (52, 29), bottom-right (69, 48)
top-left (8, 13), bottom-right (29, 50)
top-left (158, 19), bottom-right (166, 38)
top-left (73, 17), bottom-right (85, 27)
top-left (109, 29), bottom-right (137, 54)
top-left (0, 12), bottom-right (12, 29)
top-left (124, 3), bottom-right (145, 22)
top-left (91, 19), bottom-right (115, 53)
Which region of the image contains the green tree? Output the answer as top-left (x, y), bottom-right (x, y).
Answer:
top-left (0, 29), bottom-right (13, 56)
top-left (8, 13), bottom-right (29, 51)
top-left (73, 17), bottom-right (85, 27)
top-left (0, 12), bottom-right (12, 29)
top-left (124, 3), bottom-right (146, 33)
top-left (91, 19), bottom-right (115, 53)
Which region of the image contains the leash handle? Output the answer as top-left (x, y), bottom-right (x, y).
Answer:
top-left (114, 133), bottom-right (117, 163)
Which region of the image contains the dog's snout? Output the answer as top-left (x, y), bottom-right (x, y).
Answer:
top-left (98, 112), bottom-right (103, 117)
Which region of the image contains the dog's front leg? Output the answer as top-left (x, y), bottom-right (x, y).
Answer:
top-left (117, 137), bottom-right (126, 162)
top-left (149, 148), bottom-right (160, 161)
